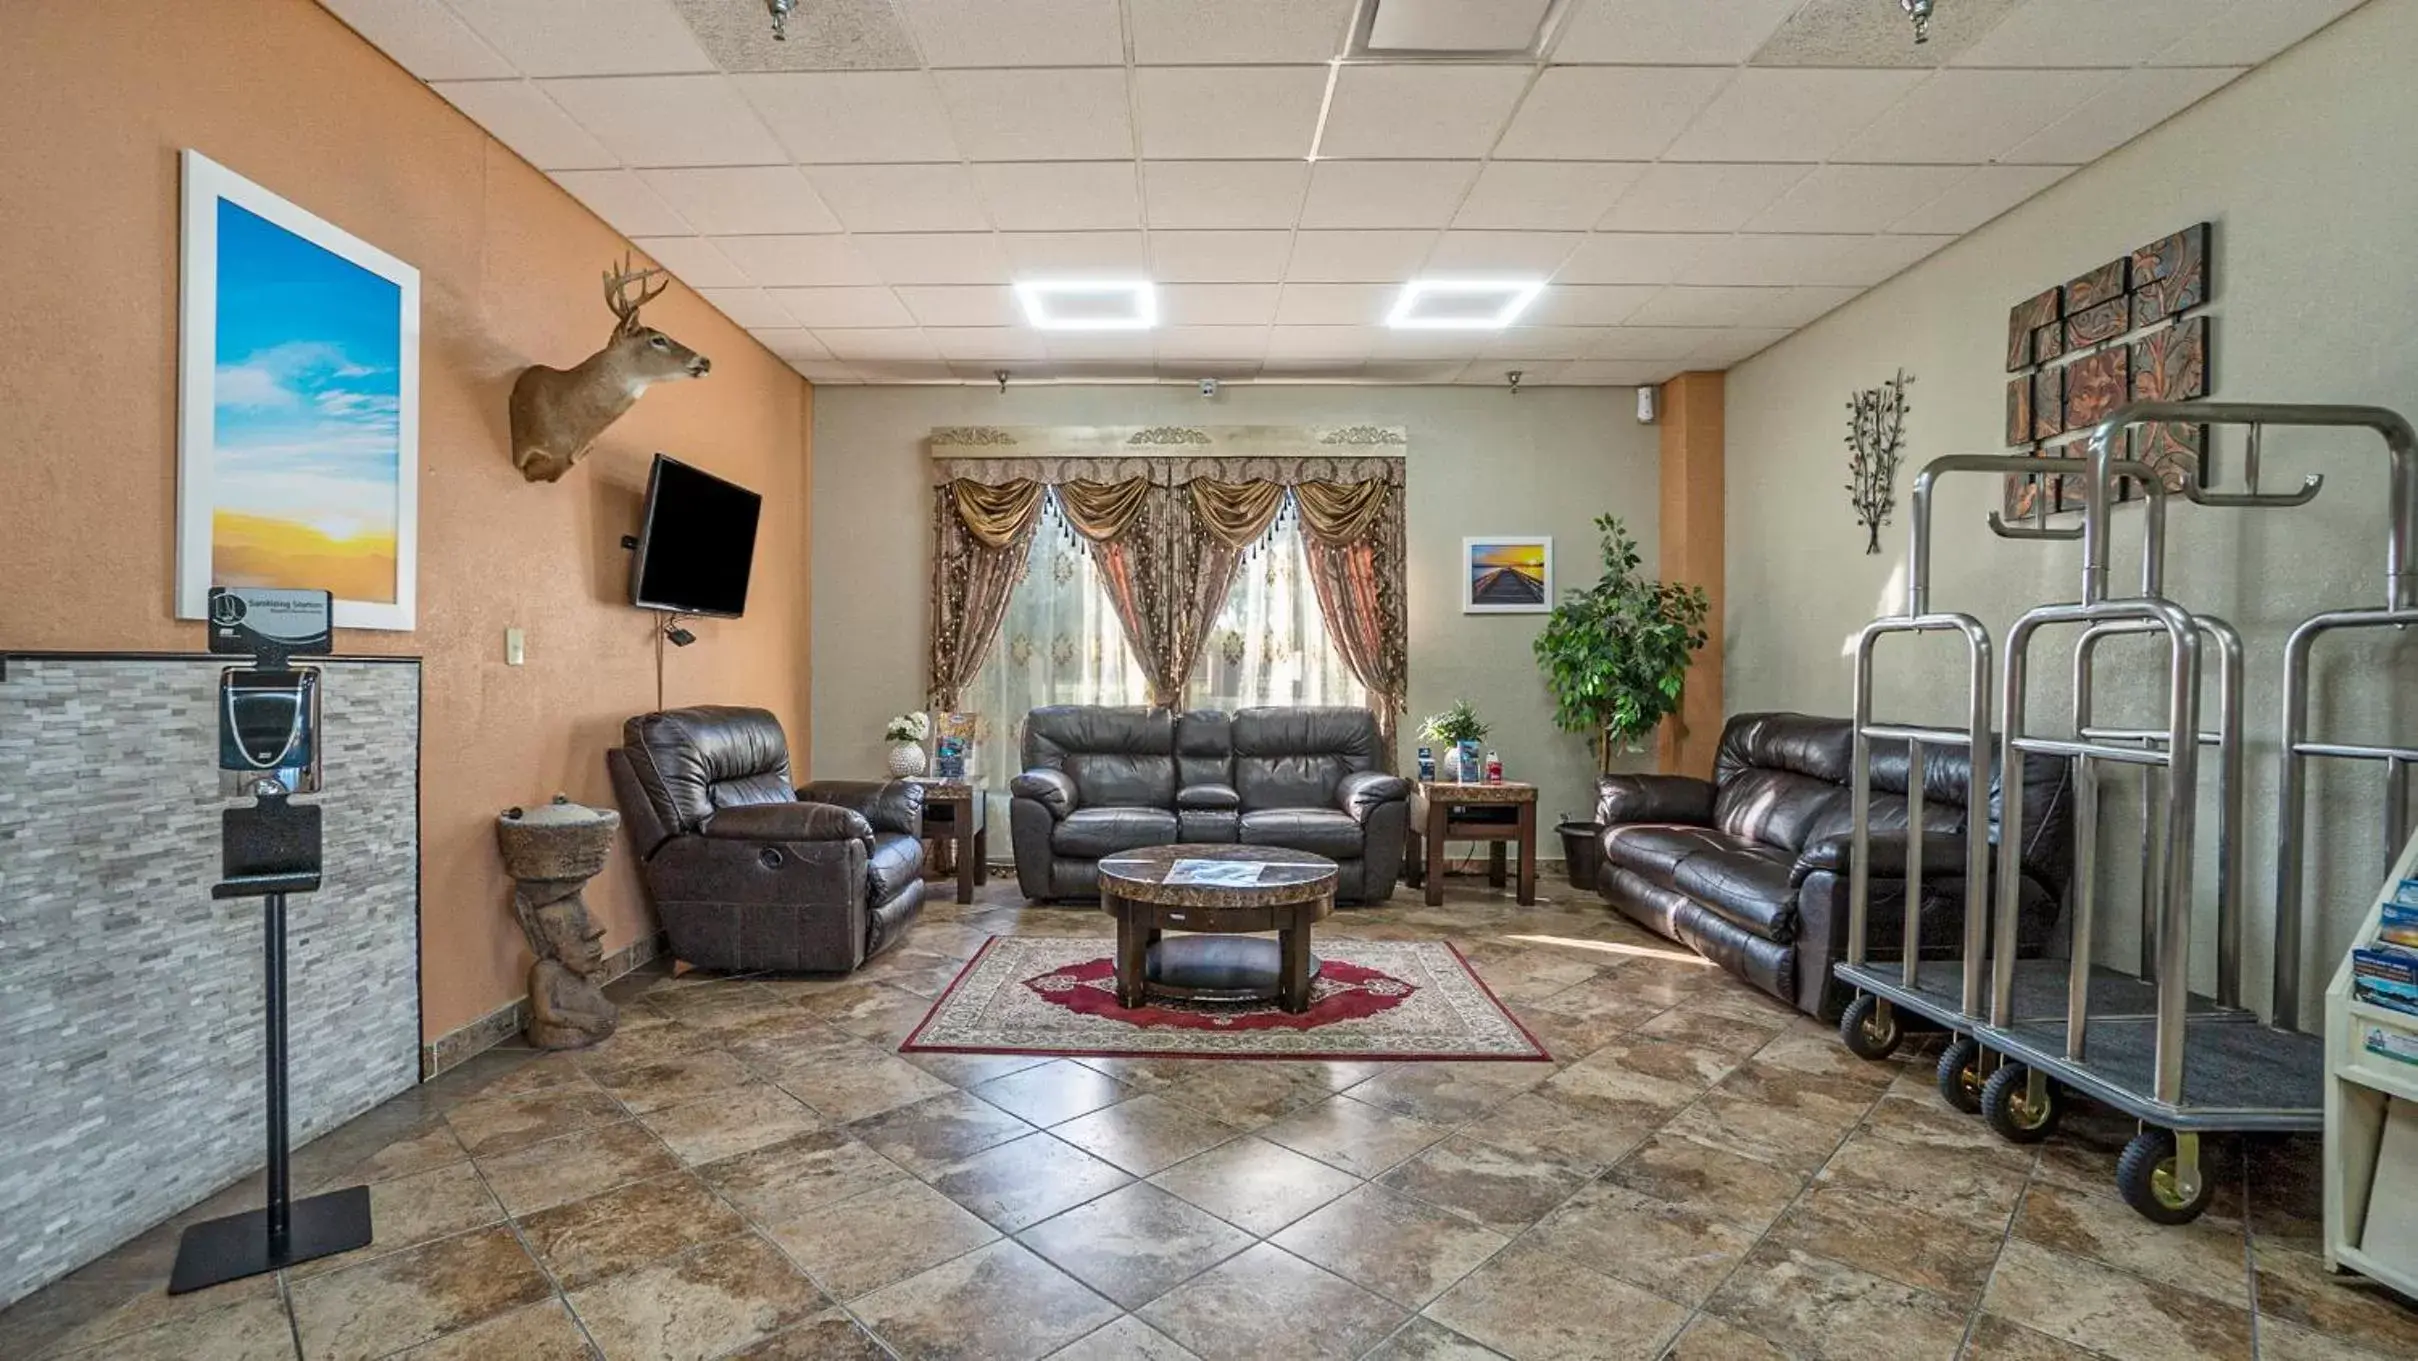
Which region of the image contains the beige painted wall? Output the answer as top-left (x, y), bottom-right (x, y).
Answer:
top-left (0, 0), bottom-right (816, 1042)
top-left (1723, 0), bottom-right (2416, 1025)
top-left (812, 386), bottom-right (1663, 842)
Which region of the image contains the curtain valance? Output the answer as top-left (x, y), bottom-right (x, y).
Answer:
top-left (931, 454), bottom-right (1403, 489)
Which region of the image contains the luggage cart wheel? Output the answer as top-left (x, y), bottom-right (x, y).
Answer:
top-left (2116, 1130), bottom-right (2213, 1225)
top-left (1839, 995), bottom-right (1903, 1061)
top-left (1936, 1035), bottom-right (1985, 1114)
top-left (1979, 1063), bottom-right (2061, 1144)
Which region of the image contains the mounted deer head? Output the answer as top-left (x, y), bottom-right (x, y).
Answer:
top-left (508, 254), bottom-right (711, 483)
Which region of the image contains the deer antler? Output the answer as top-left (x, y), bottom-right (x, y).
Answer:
top-left (602, 253), bottom-right (669, 335)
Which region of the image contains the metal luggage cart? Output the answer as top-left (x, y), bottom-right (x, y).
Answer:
top-left (1835, 453), bottom-right (2215, 1118)
top-left (1972, 401), bottom-right (2412, 1224)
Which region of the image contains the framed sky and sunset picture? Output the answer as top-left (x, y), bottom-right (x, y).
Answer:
top-left (176, 150), bottom-right (418, 631)
top-left (1462, 536), bottom-right (1552, 614)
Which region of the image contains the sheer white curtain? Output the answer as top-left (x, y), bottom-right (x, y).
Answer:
top-left (960, 493), bottom-right (1363, 803)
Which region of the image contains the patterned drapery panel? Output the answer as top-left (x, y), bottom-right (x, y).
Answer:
top-left (928, 478), bottom-right (1047, 710)
top-left (1297, 480), bottom-right (1409, 752)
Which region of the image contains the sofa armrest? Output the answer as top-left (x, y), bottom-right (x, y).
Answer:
top-left (1791, 831), bottom-right (1974, 888)
top-left (1177, 782), bottom-right (1240, 810)
top-left (1011, 769), bottom-right (1079, 818)
top-left (702, 801), bottom-right (872, 843)
top-left (1336, 771), bottom-right (1410, 824)
top-left (799, 779), bottom-right (924, 838)
top-left (1596, 773), bottom-right (1716, 827)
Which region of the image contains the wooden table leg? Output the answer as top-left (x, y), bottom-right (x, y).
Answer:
top-left (1488, 839), bottom-right (1507, 888)
top-left (1279, 900), bottom-right (1317, 1012)
top-left (972, 825), bottom-right (988, 885)
top-left (956, 815), bottom-right (976, 904)
top-left (1516, 802), bottom-right (1537, 906)
top-left (1404, 828), bottom-right (1422, 887)
top-left (1113, 898), bottom-right (1147, 1007)
top-left (1424, 799), bottom-right (1447, 907)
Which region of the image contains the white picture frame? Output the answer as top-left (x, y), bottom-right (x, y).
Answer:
top-left (177, 149), bottom-right (419, 631)
top-left (1462, 536), bottom-right (1553, 614)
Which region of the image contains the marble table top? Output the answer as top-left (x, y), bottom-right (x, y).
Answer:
top-left (1097, 843), bottom-right (1337, 907)
top-left (905, 778), bottom-right (975, 800)
top-left (1416, 780), bottom-right (1538, 803)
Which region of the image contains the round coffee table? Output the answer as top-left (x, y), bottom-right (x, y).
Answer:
top-left (1096, 844), bottom-right (1338, 1013)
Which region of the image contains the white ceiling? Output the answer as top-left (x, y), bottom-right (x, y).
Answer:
top-left (319, 0), bottom-right (2364, 386)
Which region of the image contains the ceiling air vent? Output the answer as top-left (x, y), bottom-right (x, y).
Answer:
top-left (1347, 0), bottom-right (1577, 62)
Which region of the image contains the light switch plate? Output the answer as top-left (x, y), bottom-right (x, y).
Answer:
top-left (505, 627), bottom-right (525, 666)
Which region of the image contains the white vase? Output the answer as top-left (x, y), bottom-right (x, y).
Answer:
top-left (886, 742), bottom-right (928, 778)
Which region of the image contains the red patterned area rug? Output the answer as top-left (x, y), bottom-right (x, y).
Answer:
top-left (901, 936), bottom-right (1549, 1061)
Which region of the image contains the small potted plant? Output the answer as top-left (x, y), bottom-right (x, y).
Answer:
top-left (883, 711), bottom-right (931, 778)
top-left (1417, 699), bottom-right (1490, 781)
top-left (1532, 514), bottom-right (1711, 889)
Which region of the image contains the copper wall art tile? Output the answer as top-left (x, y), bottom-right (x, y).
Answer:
top-left (2130, 222), bottom-right (2209, 328)
top-left (2132, 315), bottom-right (2208, 403)
top-left (2033, 321), bottom-right (2065, 363)
top-left (2064, 345), bottom-right (2130, 431)
top-left (2007, 287), bottom-right (2061, 371)
top-left (2065, 297), bottom-right (2129, 349)
top-left (2065, 258), bottom-right (2127, 312)
top-left (2005, 469), bottom-right (2043, 522)
top-left (2007, 377), bottom-right (2033, 446)
top-left (2033, 366), bottom-right (2064, 440)
top-left (2131, 421), bottom-right (2207, 494)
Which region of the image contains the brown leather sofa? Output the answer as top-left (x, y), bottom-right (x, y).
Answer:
top-left (1596, 712), bottom-right (2072, 1020)
top-left (1009, 705), bottom-right (1409, 903)
top-left (607, 706), bottom-right (926, 973)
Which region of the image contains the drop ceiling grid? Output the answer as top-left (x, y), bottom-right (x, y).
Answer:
top-left (321, 0), bottom-right (2364, 383)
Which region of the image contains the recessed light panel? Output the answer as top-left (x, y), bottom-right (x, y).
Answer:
top-left (1013, 280), bottom-right (1157, 330)
top-left (1386, 279), bottom-right (1544, 329)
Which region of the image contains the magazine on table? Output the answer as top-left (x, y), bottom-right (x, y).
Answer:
top-left (1161, 859), bottom-right (1268, 887)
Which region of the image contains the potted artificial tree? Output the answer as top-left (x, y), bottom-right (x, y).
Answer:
top-left (1532, 514), bottom-right (1711, 889)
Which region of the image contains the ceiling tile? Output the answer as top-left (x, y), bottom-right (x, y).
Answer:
top-left (1133, 67), bottom-right (1328, 160)
top-left (637, 167), bottom-right (839, 234)
top-left (1423, 231), bottom-right (1584, 276)
top-left (549, 169), bottom-right (691, 235)
top-left (1678, 233), bottom-right (1953, 286)
top-left (1521, 284), bottom-right (1656, 326)
top-left (1744, 165), bottom-right (1971, 234)
top-left (803, 164), bottom-right (991, 231)
top-left (693, 286), bottom-right (796, 328)
top-left (895, 0), bottom-right (1126, 66)
top-left (1142, 162), bottom-right (1311, 229)
top-left (935, 69), bottom-right (1134, 161)
top-left (1316, 65), bottom-right (1533, 159)
top-left (1127, 0), bottom-right (1356, 63)
top-left (1551, 0), bottom-right (1805, 64)
top-left (1043, 332), bottom-right (1157, 360)
top-left (1159, 357), bottom-right (1264, 380)
top-left (1298, 161), bottom-right (1480, 229)
top-left (1360, 360), bottom-right (1473, 383)
top-left (1595, 163), bottom-right (1807, 232)
top-left (1274, 284), bottom-right (1395, 326)
top-left (1888, 165), bottom-right (2071, 235)
top-left (1555, 360), bottom-right (1679, 386)
top-left (851, 233), bottom-right (1012, 284)
top-left (1259, 359), bottom-right (1368, 380)
top-left (1834, 69), bottom-right (2117, 164)
top-left (847, 359), bottom-right (958, 382)
top-left (1453, 162), bottom-right (1646, 231)
top-left (669, 0), bottom-right (920, 73)
top-left (1749, 0), bottom-right (2023, 68)
top-left (539, 75), bottom-right (786, 167)
top-left (1483, 327), bottom-right (1611, 360)
top-left (1001, 230), bottom-right (1151, 277)
top-left (1467, 364), bottom-right (1569, 388)
top-left (1687, 327), bottom-right (1794, 366)
top-left (789, 360), bottom-right (864, 384)
top-left (973, 163), bottom-right (1140, 230)
top-left (891, 285), bottom-right (1020, 327)
top-left (1554, 234), bottom-right (1718, 284)
top-left (1156, 326), bottom-right (1269, 360)
top-left (319, 0), bottom-right (513, 80)
top-left (1493, 67), bottom-right (1730, 160)
top-left (1590, 327), bottom-right (1721, 360)
top-left (926, 327), bottom-right (1047, 362)
top-left (714, 233), bottom-right (884, 286)
top-left (1264, 326), bottom-right (1382, 360)
top-left (1150, 231), bottom-right (1295, 283)
top-left (1159, 284), bottom-right (1282, 326)
top-left (732, 72), bottom-right (961, 162)
top-left (631, 235), bottom-right (750, 288)
top-left (2152, 0), bottom-right (2365, 66)
top-left (444, 0), bottom-right (714, 77)
top-left (434, 82), bottom-right (616, 170)
top-left (770, 286), bottom-right (920, 328)
top-left (1662, 68), bottom-right (1927, 162)
top-left (747, 328), bottom-right (832, 361)
top-left (1715, 284), bottom-right (1869, 328)
top-left (1375, 328), bottom-right (1492, 359)
top-left (2000, 67), bottom-right (2242, 165)
top-left (818, 328), bottom-right (942, 361)
top-left (1954, 0), bottom-right (2209, 68)
top-left (1621, 286), bottom-right (1785, 328)
top-left (1287, 230), bottom-right (1438, 284)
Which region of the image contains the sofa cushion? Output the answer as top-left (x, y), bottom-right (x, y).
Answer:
top-left (1024, 706), bottom-right (1177, 807)
top-left (1052, 807), bottom-right (1180, 857)
top-left (1672, 847), bottom-right (1798, 943)
top-left (1176, 709), bottom-right (1233, 790)
top-left (1237, 808), bottom-right (1363, 859)
top-left (1231, 707), bottom-right (1381, 811)
top-left (1601, 824), bottom-right (1732, 883)
top-left (866, 831), bottom-right (924, 903)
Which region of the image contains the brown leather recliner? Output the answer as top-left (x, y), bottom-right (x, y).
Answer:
top-left (607, 706), bottom-right (926, 973)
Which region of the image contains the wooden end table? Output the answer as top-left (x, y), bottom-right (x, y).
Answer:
top-left (1406, 780), bottom-right (1538, 907)
top-left (910, 779), bottom-right (986, 904)
top-left (1096, 844), bottom-right (1338, 1013)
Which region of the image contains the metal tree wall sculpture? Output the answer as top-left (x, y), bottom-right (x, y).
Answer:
top-left (1846, 370), bottom-right (1913, 555)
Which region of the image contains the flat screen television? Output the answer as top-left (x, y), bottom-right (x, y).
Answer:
top-left (631, 454), bottom-right (762, 618)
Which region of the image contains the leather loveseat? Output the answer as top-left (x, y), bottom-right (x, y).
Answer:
top-left (1009, 705), bottom-right (1409, 903)
top-left (1596, 712), bottom-right (2072, 1020)
top-left (607, 706), bottom-right (926, 973)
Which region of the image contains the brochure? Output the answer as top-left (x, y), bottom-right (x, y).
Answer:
top-left (1162, 859), bottom-right (1268, 887)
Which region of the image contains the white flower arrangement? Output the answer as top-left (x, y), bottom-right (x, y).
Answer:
top-left (883, 711), bottom-right (932, 744)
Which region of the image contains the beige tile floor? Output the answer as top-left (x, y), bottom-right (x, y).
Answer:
top-left (5, 876), bottom-right (2416, 1361)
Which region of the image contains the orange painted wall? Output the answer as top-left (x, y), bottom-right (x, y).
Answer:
top-left (0, 0), bottom-right (815, 1042)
